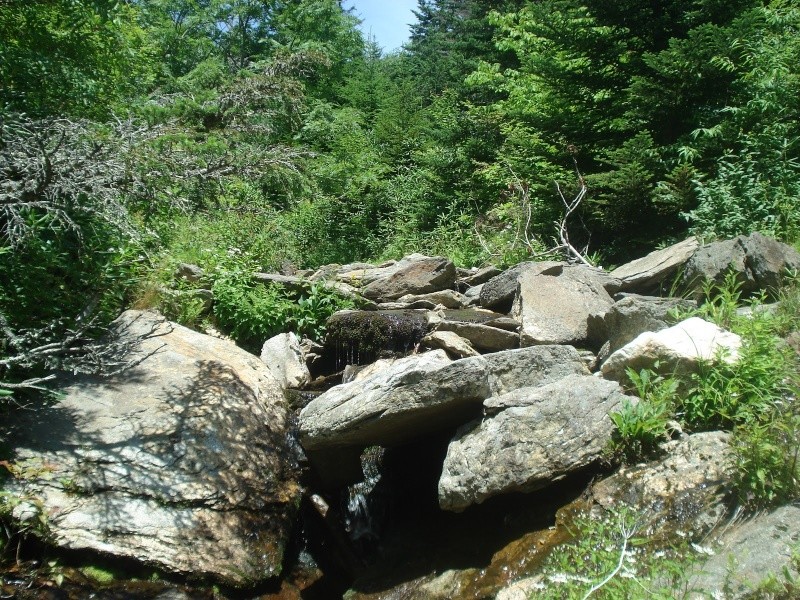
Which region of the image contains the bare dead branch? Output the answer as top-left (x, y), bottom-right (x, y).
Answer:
top-left (553, 155), bottom-right (593, 267)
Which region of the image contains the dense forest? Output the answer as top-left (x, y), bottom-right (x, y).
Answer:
top-left (1, 0), bottom-right (799, 397)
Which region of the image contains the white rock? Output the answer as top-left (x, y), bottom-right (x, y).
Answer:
top-left (260, 331), bottom-right (311, 389)
top-left (601, 317), bottom-right (741, 382)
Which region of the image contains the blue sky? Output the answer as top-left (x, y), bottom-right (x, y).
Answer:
top-left (343, 0), bottom-right (419, 52)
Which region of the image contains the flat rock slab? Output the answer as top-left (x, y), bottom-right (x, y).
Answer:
top-left (458, 265), bottom-right (502, 288)
top-left (435, 321), bottom-right (519, 352)
top-left (299, 346), bottom-right (589, 487)
top-left (687, 505), bottom-right (800, 598)
top-left (438, 375), bottom-right (630, 512)
top-left (398, 289), bottom-right (470, 309)
top-left (612, 237), bottom-right (700, 294)
top-left (601, 317), bottom-right (742, 383)
top-left (421, 331), bottom-right (480, 358)
top-left (514, 268), bottom-right (613, 348)
top-left (360, 254), bottom-right (456, 302)
top-left (3, 311), bottom-right (300, 586)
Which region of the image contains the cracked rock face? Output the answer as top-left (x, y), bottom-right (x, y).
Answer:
top-left (438, 375), bottom-right (631, 512)
top-left (2, 311), bottom-right (301, 587)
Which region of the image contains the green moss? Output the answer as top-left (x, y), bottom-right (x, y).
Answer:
top-left (325, 310), bottom-right (428, 367)
top-left (80, 565), bottom-right (119, 584)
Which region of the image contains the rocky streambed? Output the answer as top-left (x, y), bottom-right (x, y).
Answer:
top-left (2, 233), bottom-right (800, 599)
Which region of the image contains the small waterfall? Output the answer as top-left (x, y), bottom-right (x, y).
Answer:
top-left (342, 446), bottom-right (387, 551)
top-left (325, 310), bottom-right (429, 369)
top-left (344, 483), bottom-right (378, 543)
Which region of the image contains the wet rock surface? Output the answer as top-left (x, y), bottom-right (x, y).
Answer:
top-left (325, 310), bottom-right (429, 367)
top-left (592, 431), bottom-right (734, 536)
top-left (686, 504), bottom-right (800, 599)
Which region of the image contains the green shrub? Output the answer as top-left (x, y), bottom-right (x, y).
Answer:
top-left (610, 273), bottom-right (800, 511)
top-left (676, 274), bottom-right (796, 432)
top-left (610, 367), bottom-right (678, 462)
top-left (157, 287), bottom-right (211, 330)
top-left (671, 274), bottom-right (800, 508)
top-left (150, 208), bottom-right (297, 274)
top-left (733, 408), bottom-right (800, 510)
top-left (679, 339), bottom-right (790, 431)
top-left (212, 271), bottom-right (354, 351)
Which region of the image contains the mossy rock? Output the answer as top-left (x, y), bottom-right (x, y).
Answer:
top-left (325, 310), bottom-right (429, 367)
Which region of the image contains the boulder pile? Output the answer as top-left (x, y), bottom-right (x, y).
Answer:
top-left (4, 232), bottom-right (798, 594)
top-left (289, 233), bottom-right (797, 513)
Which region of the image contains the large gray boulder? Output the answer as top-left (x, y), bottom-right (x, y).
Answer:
top-left (601, 317), bottom-right (742, 383)
top-left (360, 254), bottom-right (456, 302)
top-left (681, 232), bottom-right (800, 298)
top-left (299, 346), bottom-right (589, 487)
top-left (513, 267), bottom-right (614, 348)
top-left (2, 311), bottom-right (300, 586)
top-left (612, 237), bottom-right (700, 294)
top-left (438, 375), bottom-right (631, 512)
top-left (592, 431), bottom-right (733, 536)
top-left (687, 505), bottom-right (800, 599)
top-left (299, 350), bottom-right (458, 451)
top-left (479, 261), bottom-right (563, 312)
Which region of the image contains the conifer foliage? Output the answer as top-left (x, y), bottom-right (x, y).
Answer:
top-left (1, 0), bottom-right (798, 396)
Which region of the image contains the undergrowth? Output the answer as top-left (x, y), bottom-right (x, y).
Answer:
top-left (609, 271), bottom-right (800, 510)
top-left (531, 508), bottom-right (701, 599)
top-left (212, 272), bottom-right (355, 351)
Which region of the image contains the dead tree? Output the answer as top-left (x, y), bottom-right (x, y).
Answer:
top-left (554, 153), bottom-right (593, 266)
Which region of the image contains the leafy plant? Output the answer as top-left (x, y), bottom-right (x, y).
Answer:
top-left (534, 508), bottom-right (699, 599)
top-left (610, 367), bottom-right (678, 462)
top-left (666, 272), bottom-right (800, 508)
top-left (675, 272), bottom-right (796, 432)
top-left (732, 406), bottom-right (800, 510)
top-left (212, 271), bottom-right (353, 351)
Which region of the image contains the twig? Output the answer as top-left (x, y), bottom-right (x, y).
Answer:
top-left (582, 517), bottom-right (639, 599)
